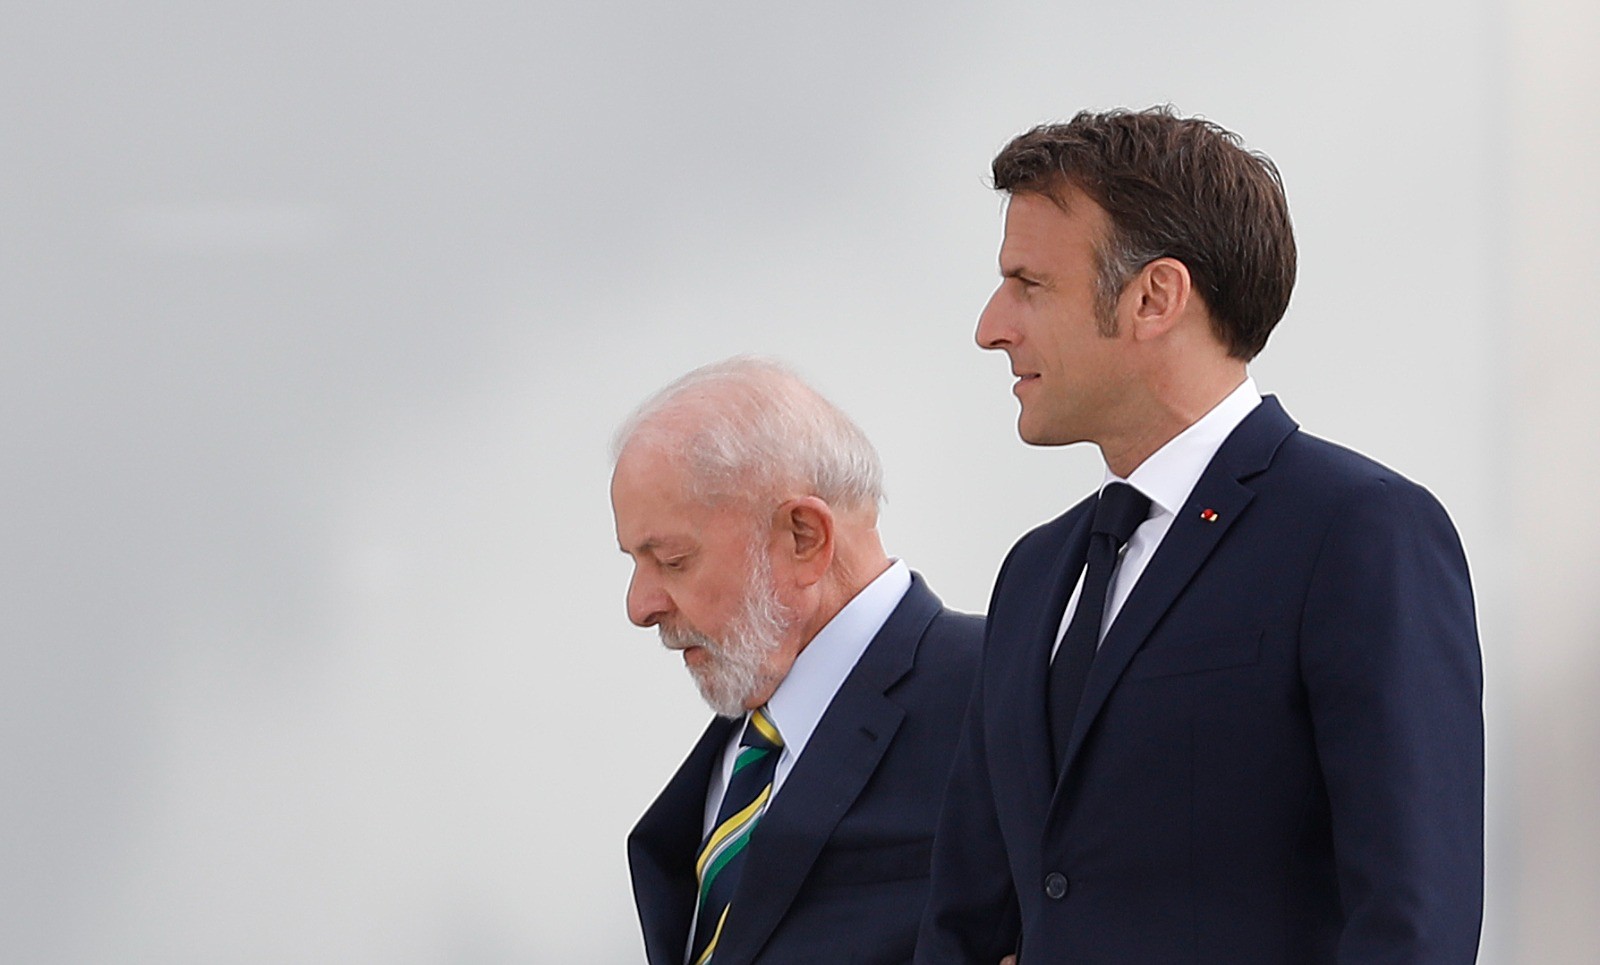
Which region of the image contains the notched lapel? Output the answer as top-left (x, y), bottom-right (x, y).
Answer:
top-left (1054, 397), bottom-right (1298, 781)
top-left (710, 577), bottom-right (938, 963)
top-left (718, 695), bottom-right (906, 962)
top-left (1062, 476), bottom-right (1254, 763)
top-left (996, 511), bottom-right (1094, 812)
top-left (630, 716), bottom-right (740, 965)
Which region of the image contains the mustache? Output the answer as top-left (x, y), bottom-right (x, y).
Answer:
top-left (660, 623), bottom-right (719, 655)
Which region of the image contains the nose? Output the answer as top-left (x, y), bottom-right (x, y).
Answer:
top-left (976, 286), bottom-right (1013, 351)
top-left (625, 565), bottom-right (670, 628)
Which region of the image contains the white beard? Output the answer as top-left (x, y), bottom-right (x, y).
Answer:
top-left (660, 550), bottom-right (793, 718)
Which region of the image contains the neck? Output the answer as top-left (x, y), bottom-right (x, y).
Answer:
top-left (796, 528), bottom-right (891, 651)
top-left (1098, 366), bottom-right (1247, 477)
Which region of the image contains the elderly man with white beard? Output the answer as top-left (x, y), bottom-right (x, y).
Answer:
top-left (612, 357), bottom-right (983, 965)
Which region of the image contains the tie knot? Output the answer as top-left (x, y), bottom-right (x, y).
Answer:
top-left (1093, 482), bottom-right (1151, 546)
top-left (741, 706), bottom-right (783, 752)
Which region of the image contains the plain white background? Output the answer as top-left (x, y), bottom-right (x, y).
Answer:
top-left (4, 1), bottom-right (1596, 961)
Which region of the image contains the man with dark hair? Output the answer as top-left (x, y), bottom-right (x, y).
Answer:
top-left (615, 357), bottom-right (983, 964)
top-left (917, 108), bottom-right (1483, 964)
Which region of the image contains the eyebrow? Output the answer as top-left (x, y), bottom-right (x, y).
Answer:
top-left (619, 536), bottom-right (688, 556)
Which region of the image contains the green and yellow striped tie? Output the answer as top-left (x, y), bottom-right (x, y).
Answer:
top-left (688, 707), bottom-right (783, 965)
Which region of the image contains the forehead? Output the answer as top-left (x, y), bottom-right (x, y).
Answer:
top-left (999, 189), bottom-right (1108, 266)
top-left (610, 443), bottom-right (744, 548)
top-left (611, 444), bottom-right (688, 529)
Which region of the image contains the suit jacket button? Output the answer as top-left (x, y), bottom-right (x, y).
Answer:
top-left (1044, 872), bottom-right (1069, 900)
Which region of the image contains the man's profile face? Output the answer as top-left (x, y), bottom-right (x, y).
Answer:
top-left (611, 443), bottom-right (797, 715)
top-left (975, 189), bottom-right (1136, 447)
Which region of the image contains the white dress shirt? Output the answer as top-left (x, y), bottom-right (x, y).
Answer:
top-left (1052, 378), bottom-right (1262, 657)
top-left (702, 559), bottom-right (913, 835)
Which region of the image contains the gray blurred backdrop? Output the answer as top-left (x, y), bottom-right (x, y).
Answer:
top-left (4, 1), bottom-right (1597, 962)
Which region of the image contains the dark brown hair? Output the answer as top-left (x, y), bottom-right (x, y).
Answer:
top-left (992, 106), bottom-right (1296, 359)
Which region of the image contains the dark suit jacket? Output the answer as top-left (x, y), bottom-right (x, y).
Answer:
top-left (630, 573), bottom-right (983, 965)
top-left (917, 397), bottom-right (1484, 964)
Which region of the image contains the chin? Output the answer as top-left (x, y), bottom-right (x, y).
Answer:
top-left (690, 663), bottom-right (771, 719)
top-left (1017, 409), bottom-right (1087, 448)
top-left (1017, 422), bottom-right (1070, 447)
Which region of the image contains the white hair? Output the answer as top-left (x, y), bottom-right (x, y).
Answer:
top-left (611, 356), bottom-right (885, 513)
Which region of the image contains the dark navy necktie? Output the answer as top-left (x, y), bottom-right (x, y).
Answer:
top-left (1048, 482), bottom-right (1152, 771)
top-left (688, 707), bottom-right (783, 965)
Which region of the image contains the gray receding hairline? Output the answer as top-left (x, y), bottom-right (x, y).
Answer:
top-left (610, 355), bottom-right (886, 513)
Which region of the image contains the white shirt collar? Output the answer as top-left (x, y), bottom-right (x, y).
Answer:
top-left (762, 559), bottom-right (912, 765)
top-left (1105, 377), bottom-right (1262, 515)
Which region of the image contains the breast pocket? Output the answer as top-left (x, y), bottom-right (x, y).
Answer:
top-left (807, 838), bottom-right (932, 887)
top-left (1123, 628), bottom-right (1263, 680)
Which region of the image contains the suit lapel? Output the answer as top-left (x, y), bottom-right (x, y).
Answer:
top-left (628, 716), bottom-right (739, 965)
top-left (1054, 397), bottom-right (1299, 781)
top-left (996, 506), bottom-right (1095, 813)
top-left (712, 577), bottom-right (941, 964)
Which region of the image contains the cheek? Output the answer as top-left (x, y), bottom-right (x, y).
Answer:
top-left (681, 582), bottom-right (739, 633)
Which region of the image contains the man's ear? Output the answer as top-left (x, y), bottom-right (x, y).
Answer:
top-left (1125, 257), bottom-right (1193, 342)
top-left (776, 496), bottom-right (834, 587)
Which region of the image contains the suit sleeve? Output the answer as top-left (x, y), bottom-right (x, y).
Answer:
top-left (1299, 476), bottom-right (1484, 962)
top-left (916, 626), bottom-right (1021, 963)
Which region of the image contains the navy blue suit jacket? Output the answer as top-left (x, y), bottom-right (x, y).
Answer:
top-left (917, 398), bottom-right (1483, 964)
top-left (630, 573), bottom-right (983, 965)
